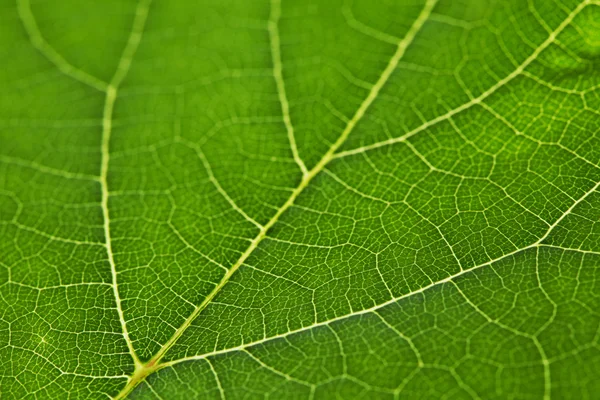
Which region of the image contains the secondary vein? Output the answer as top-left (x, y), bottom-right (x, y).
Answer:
top-left (115, 0), bottom-right (594, 396)
top-left (138, 0), bottom-right (437, 377)
top-left (157, 177), bottom-right (600, 371)
top-left (16, 0), bottom-right (108, 92)
top-left (332, 0), bottom-right (591, 160)
top-left (101, 0), bottom-right (152, 371)
top-left (268, 0), bottom-right (309, 176)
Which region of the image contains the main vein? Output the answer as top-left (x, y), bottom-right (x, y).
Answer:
top-left (102, 0), bottom-right (152, 370)
top-left (119, 0), bottom-right (437, 394)
top-left (158, 178), bottom-right (600, 371)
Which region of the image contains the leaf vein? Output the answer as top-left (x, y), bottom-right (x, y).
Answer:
top-left (16, 0), bottom-right (108, 91)
top-left (332, 0), bottom-right (591, 160)
top-left (118, 1), bottom-right (438, 394)
top-left (159, 178), bottom-right (600, 370)
top-left (101, 0), bottom-right (152, 371)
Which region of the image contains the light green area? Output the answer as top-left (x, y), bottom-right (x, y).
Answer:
top-left (1, 0), bottom-right (600, 398)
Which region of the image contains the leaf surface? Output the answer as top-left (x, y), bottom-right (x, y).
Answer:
top-left (1, 0), bottom-right (600, 398)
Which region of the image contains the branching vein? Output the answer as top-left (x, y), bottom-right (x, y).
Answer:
top-left (101, 0), bottom-right (152, 371)
top-left (157, 176), bottom-right (600, 370)
top-left (114, 0), bottom-right (436, 396)
top-left (268, 0), bottom-right (309, 176)
top-left (332, 0), bottom-right (591, 159)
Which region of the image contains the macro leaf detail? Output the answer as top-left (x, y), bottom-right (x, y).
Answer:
top-left (1, 0), bottom-right (600, 398)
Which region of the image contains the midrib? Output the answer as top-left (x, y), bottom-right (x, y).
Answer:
top-left (115, 0), bottom-right (437, 397)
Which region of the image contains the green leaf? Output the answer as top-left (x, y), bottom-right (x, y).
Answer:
top-left (1, 0), bottom-right (600, 398)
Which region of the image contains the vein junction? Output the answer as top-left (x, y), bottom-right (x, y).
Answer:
top-left (100, 0), bottom-right (153, 373)
top-left (13, 0), bottom-right (597, 397)
top-left (115, 0), bottom-right (439, 396)
top-left (114, 0), bottom-right (600, 397)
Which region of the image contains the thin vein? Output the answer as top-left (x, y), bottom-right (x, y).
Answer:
top-left (242, 349), bottom-right (314, 387)
top-left (206, 359), bottom-right (225, 400)
top-left (145, 382), bottom-right (166, 400)
top-left (8, 221), bottom-right (105, 246)
top-left (138, 0), bottom-right (437, 375)
top-left (158, 178), bottom-right (599, 369)
top-left (102, 0), bottom-right (152, 371)
top-left (342, 1), bottom-right (400, 45)
top-left (479, 101), bottom-right (600, 172)
top-left (0, 154), bottom-right (100, 181)
top-left (269, 0), bottom-right (309, 176)
top-left (16, 0), bottom-right (108, 92)
top-left (452, 279), bottom-right (552, 400)
top-left (177, 137), bottom-right (263, 229)
top-left (539, 244), bottom-right (600, 256)
top-left (332, 0), bottom-right (590, 159)
top-left (373, 310), bottom-right (424, 367)
top-left (161, 247), bottom-right (530, 368)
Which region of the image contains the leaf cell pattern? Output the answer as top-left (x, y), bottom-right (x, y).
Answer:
top-left (1, 0), bottom-right (600, 398)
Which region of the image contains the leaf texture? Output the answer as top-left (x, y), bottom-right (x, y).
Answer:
top-left (1, 0), bottom-right (600, 398)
